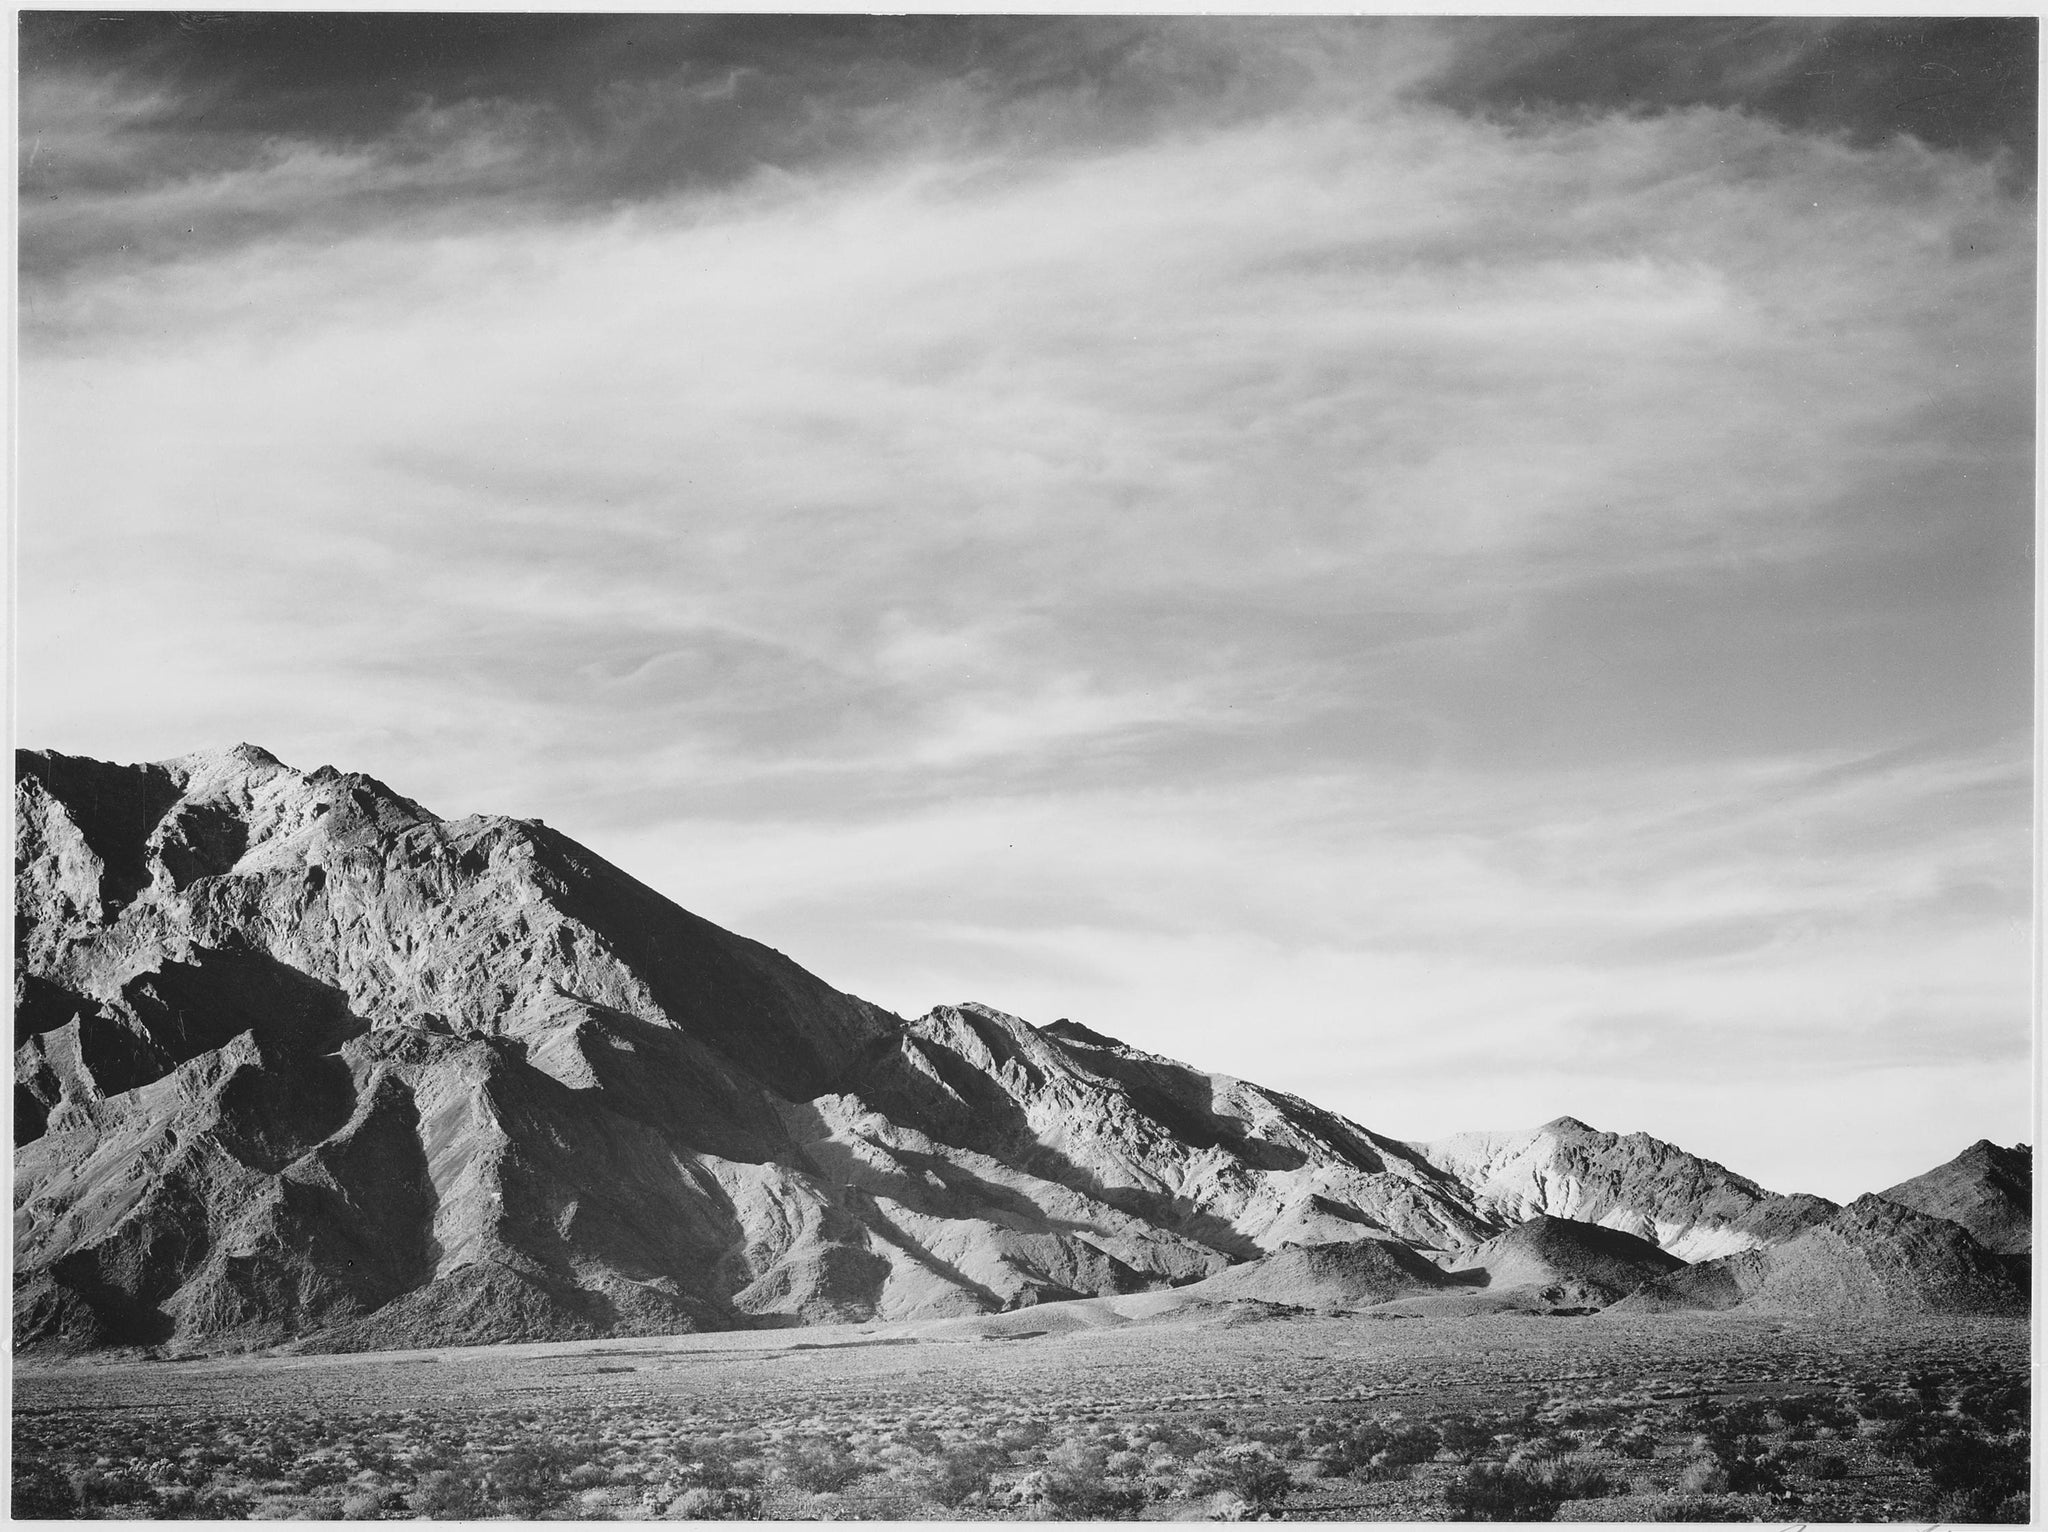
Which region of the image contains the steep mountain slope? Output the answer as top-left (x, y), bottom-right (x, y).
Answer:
top-left (1610, 1196), bottom-right (2028, 1318)
top-left (13, 746), bottom-right (1487, 1353)
top-left (17, 745), bottom-right (2019, 1353)
top-left (1414, 1117), bottom-right (1839, 1261)
top-left (1878, 1140), bottom-right (2031, 1255)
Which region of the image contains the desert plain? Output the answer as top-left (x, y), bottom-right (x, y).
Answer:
top-left (13, 1303), bottom-right (2029, 1521)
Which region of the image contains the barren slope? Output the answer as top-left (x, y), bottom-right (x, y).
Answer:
top-left (13, 747), bottom-right (1489, 1353)
top-left (1414, 1117), bottom-right (1838, 1261)
top-left (1878, 1140), bottom-right (2031, 1255)
top-left (1610, 1196), bottom-right (2028, 1317)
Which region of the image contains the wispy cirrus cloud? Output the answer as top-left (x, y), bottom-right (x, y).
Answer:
top-left (17, 17), bottom-right (2032, 1198)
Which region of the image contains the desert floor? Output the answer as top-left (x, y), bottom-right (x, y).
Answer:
top-left (13, 1305), bottom-right (2030, 1520)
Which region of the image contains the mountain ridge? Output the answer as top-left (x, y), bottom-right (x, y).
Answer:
top-left (13, 746), bottom-right (2028, 1353)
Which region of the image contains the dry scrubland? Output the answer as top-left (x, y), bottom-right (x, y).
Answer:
top-left (13, 1309), bottom-right (2028, 1521)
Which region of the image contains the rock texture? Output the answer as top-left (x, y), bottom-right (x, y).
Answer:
top-left (1610, 1195), bottom-right (2029, 1318)
top-left (1173, 1236), bottom-right (1463, 1312)
top-left (1441, 1215), bottom-right (1685, 1308)
top-left (1878, 1140), bottom-right (2032, 1255)
top-left (1414, 1117), bottom-right (1839, 1261)
top-left (15, 746), bottom-right (2028, 1354)
top-left (14, 747), bottom-right (1481, 1353)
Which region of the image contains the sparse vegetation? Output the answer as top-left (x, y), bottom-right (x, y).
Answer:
top-left (10, 1314), bottom-right (2027, 1521)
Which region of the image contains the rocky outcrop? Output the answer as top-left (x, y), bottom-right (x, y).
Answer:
top-left (1166, 1236), bottom-right (1461, 1311)
top-left (1879, 1140), bottom-right (2031, 1255)
top-left (1610, 1195), bottom-right (2028, 1317)
top-left (1413, 1117), bottom-right (1838, 1261)
top-left (1442, 1214), bottom-right (1685, 1308)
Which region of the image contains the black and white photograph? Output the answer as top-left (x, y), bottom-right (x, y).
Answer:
top-left (11, 12), bottom-right (2036, 1523)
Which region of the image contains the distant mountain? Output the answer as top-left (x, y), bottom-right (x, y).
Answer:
top-left (1878, 1140), bottom-right (2031, 1255)
top-left (1610, 1195), bottom-right (2028, 1318)
top-left (13, 746), bottom-right (2025, 1354)
top-left (1414, 1117), bottom-right (1839, 1262)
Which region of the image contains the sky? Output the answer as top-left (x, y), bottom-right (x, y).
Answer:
top-left (15, 15), bottom-right (2036, 1202)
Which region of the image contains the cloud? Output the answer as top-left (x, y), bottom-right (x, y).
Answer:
top-left (16, 19), bottom-right (2032, 1199)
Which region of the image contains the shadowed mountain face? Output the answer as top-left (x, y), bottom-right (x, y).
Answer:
top-left (1610, 1195), bottom-right (2029, 1318)
top-left (13, 746), bottom-right (1489, 1352)
top-left (1878, 1140), bottom-right (2032, 1255)
top-left (13, 747), bottom-right (2030, 1353)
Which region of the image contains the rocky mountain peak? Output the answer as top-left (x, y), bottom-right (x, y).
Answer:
top-left (1414, 1117), bottom-right (1835, 1262)
top-left (1878, 1140), bottom-right (2031, 1255)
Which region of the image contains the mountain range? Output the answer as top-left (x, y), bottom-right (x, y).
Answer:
top-left (14, 746), bottom-right (2031, 1353)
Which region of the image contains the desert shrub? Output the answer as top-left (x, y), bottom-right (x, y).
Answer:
top-left (1905, 1370), bottom-right (1950, 1408)
top-left (684, 1443), bottom-right (758, 1492)
top-left (1213, 1448), bottom-right (1291, 1510)
top-left (408, 1467), bottom-right (482, 1518)
top-left (1612, 1430), bottom-right (1657, 1460)
top-left (291, 1459), bottom-right (351, 1492)
top-left (340, 1487), bottom-right (393, 1520)
top-left (997, 1420), bottom-right (1051, 1453)
top-left (1681, 1396), bottom-right (1724, 1427)
top-left (1380, 1423), bottom-right (1441, 1466)
top-left (1647, 1494), bottom-right (1750, 1521)
top-left (1957, 1383), bottom-right (2029, 1430)
top-left (1437, 1414), bottom-right (1496, 1454)
top-left (13, 1461), bottom-right (79, 1518)
top-left (1695, 1418), bottom-right (1785, 1487)
top-left (665, 1485), bottom-right (762, 1519)
top-left (1313, 1421), bottom-right (1392, 1478)
top-left (1855, 1391), bottom-right (1914, 1421)
top-left (1139, 1419), bottom-right (1211, 1456)
top-left (769, 1441), bottom-right (862, 1493)
top-left (1721, 1451), bottom-right (1784, 1495)
top-left (918, 1440), bottom-right (1008, 1508)
top-left (1809, 1452), bottom-right (1850, 1481)
top-left (895, 1425), bottom-right (944, 1456)
top-left (1677, 1457), bottom-right (1728, 1495)
top-left (1810, 1396), bottom-right (1861, 1431)
top-left (1770, 1395), bottom-right (1812, 1429)
top-left (1539, 1459), bottom-right (1612, 1500)
top-left (75, 1467), bottom-right (154, 1508)
top-left (1721, 1400), bottom-right (1772, 1436)
top-left (156, 1484), bottom-right (253, 1519)
top-left (1442, 1463), bottom-right (1560, 1521)
top-left (1037, 1442), bottom-right (1145, 1520)
top-left (1934, 1488), bottom-right (2030, 1525)
top-left (1910, 1429), bottom-right (2029, 1521)
top-left (1557, 1403), bottom-right (1622, 1430)
top-left (1513, 1431), bottom-right (1581, 1463)
top-left (482, 1441), bottom-right (577, 1514)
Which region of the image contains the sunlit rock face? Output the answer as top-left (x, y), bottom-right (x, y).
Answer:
top-left (11, 747), bottom-right (1485, 1353)
top-left (14, 746), bottom-right (2025, 1354)
top-left (1413, 1116), bottom-right (1841, 1263)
